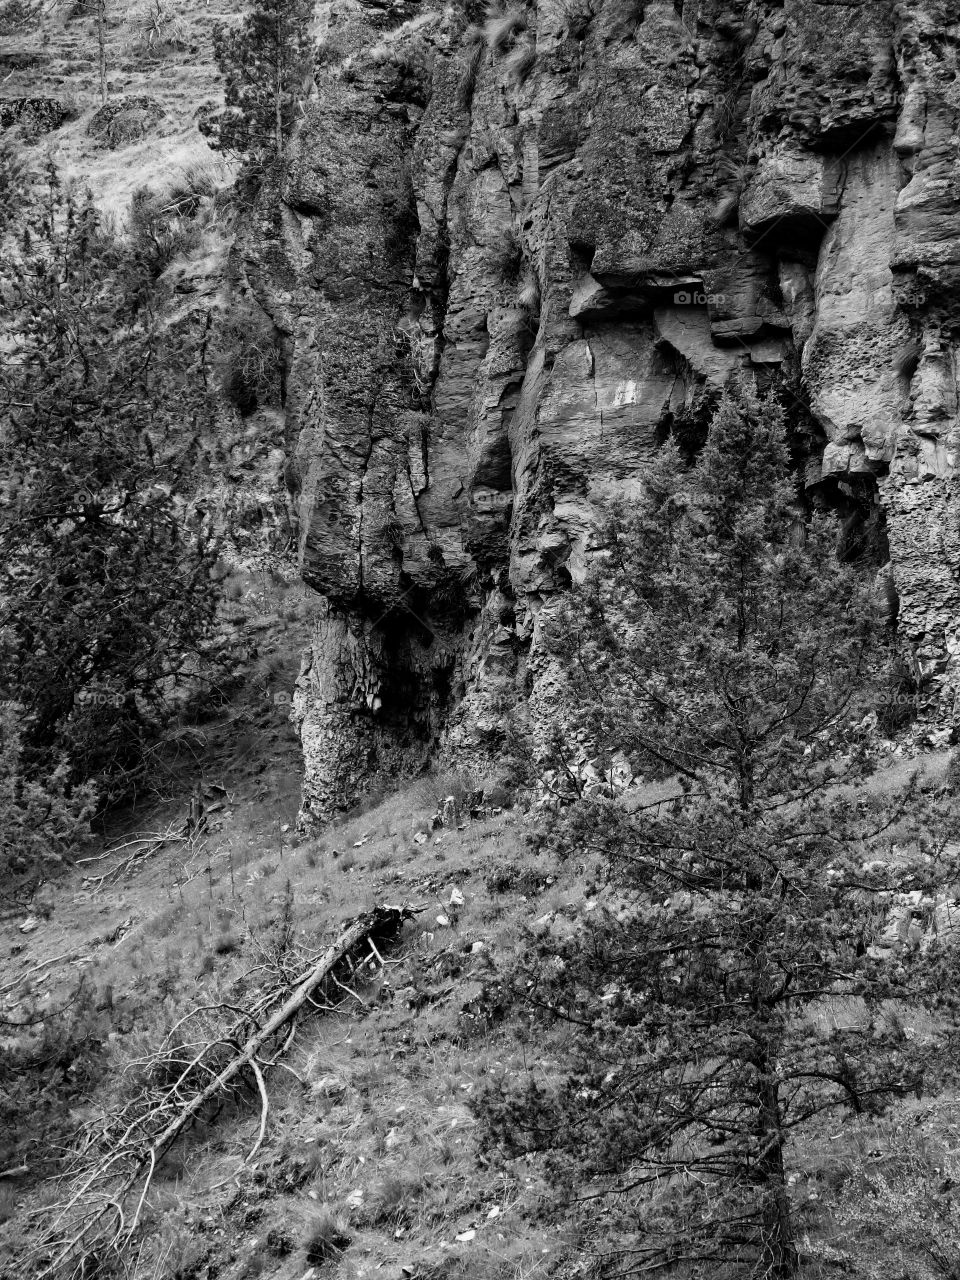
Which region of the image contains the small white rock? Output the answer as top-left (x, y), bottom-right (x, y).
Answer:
top-left (455, 1229), bottom-right (476, 1242)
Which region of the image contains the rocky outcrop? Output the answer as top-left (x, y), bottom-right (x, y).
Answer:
top-left (87, 95), bottom-right (166, 147)
top-left (0, 97), bottom-right (73, 136)
top-left (236, 0), bottom-right (960, 821)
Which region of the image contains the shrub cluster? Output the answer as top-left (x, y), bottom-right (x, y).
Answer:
top-left (0, 164), bottom-right (220, 877)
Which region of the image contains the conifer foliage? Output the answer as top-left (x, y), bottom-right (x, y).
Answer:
top-left (478, 388), bottom-right (960, 1277)
top-left (212, 0), bottom-right (314, 160)
top-left (0, 168), bottom-right (218, 844)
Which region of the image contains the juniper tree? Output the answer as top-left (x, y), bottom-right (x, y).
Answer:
top-left (478, 387), bottom-right (960, 1278)
top-left (0, 171), bottom-right (218, 808)
top-left (212, 0), bottom-right (313, 160)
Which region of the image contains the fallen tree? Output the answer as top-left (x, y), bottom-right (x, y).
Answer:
top-left (29, 903), bottom-right (417, 1280)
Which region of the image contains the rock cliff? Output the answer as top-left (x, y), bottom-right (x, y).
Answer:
top-left (233, 0), bottom-right (960, 821)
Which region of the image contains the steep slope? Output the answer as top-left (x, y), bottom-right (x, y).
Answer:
top-left (0, 0), bottom-right (231, 217)
top-left (230, 0), bottom-right (960, 821)
top-left (3, 755), bottom-right (958, 1280)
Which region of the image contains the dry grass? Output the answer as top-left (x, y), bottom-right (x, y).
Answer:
top-left (2, 0), bottom-right (237, 224)
top-left (366, 11), bottom-right (437, 65)
top-left (3, 739), bottom-right (957, 1278)
top-left (484, 2), bottom-right (527, 53)
top-left (0, 751), bottom-right (546, 1275)
top-left (517, 270), bottom-right (540, 314)
top-left (457, 27), bottom-right (487, 110)
top-left (560, 0), bottom-right (595, 40)
top-left (503, 36), bottom-right (536, 86)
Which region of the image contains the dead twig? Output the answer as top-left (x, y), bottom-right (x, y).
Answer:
top-left (0, 951), bottom-right (91, 998)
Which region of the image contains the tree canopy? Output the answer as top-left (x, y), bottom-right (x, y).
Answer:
top-left (478, 386), bottom-right (960, 1277)
top-left (212, 0), bottom-right (314, 160)
top-left (0, 166), bottom-right (218, 854)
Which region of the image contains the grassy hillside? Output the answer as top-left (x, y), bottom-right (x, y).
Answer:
top-left (0, 726), bottom-right (559, 1278)
top-left (2, 734), bottom-right (958, 1280)
top-left (1, 0), bottom-right (234, 220)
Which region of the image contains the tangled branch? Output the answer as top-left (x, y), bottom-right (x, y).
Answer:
top-left (29, 904), bottom-right (418, 1279)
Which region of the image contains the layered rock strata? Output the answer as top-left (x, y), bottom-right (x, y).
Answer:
top-left (234, 0), bottom-right (960, 819)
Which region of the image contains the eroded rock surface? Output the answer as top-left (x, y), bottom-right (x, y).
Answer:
top-left (235, 0), bottom-right (960, 820)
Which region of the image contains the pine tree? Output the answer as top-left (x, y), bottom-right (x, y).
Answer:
top-left (212, 0), bottom-right (313, 160)
top-left (478, 386), bottom-right (960, 1277)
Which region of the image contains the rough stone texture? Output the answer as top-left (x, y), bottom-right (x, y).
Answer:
top-left (238, 0), bottom-right (960, 820)
top-left (0, 97), bottom-right (72, 136)
top-left (87, 95), bottom-right (167, 148)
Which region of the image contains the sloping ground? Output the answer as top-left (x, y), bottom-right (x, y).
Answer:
top-left (3, 741), bottom-right (960, 1279)
top-left (124, 801), bottom-right (565, 1280)
top-left (0, 751), bottom-right (567, 1277)
top-left (1, 0), bottom-right (233, 220)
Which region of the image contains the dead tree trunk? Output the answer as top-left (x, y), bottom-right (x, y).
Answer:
top-left (34, 904), bottom-right (417, 1280)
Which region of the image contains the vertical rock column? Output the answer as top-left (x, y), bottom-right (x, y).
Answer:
top-left (885, 0), bottom-right (960, 724)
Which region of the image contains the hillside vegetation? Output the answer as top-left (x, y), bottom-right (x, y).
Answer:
top-left (2, 746), bottom-right (959, 1280)
top-left (2, 387), bottom-right (960, 1280)
top-left (2, 3), bottom-right (960, 1279)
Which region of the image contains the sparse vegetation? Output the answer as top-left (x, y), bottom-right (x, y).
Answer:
top-left (0, 707), bottom-right (95, 898)
top-left (516, 269), bottom-right (540, 314)
top-left (127, 183), bottom-right (203, 279)
top-left (502, 35), bottom-right (536, 86)
top-left (414, 767), bottom-right (481, 821)
top-left (560, 0), bottom-right (595, 41)
top-left (368, 31), bottom-right (435, 106)
top-left (217, 295), bottom-right (284, 415)
top-left (876, 650), bottom-right (921, 736)
top-left (604, 0), bottom-right (647, 42)
top-left (493, 225), bottom-right (523, 281)
top-left (131, 0), bottom-right (188, 54)
top-left (457, 28), bottom-right (486, 108)
top-left (484, 2), bottom-right (527, 53)
top-left (303, 1206), bottom-right (351, 1262)
top-left (0, 136), bottom-right (31, 242)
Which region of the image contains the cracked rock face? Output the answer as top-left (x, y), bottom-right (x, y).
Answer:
top-left (237, 0), bottom-right (960, 820)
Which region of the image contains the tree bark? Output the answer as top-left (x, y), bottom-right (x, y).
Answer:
top-left (755, 1068), bottom-right (798, 1277)
top-left (275, 6), bottom-right (283, 153)
top-left (96, 0), bottom-right (107, 106)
